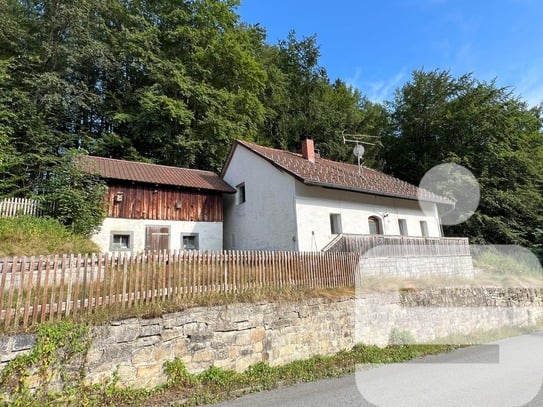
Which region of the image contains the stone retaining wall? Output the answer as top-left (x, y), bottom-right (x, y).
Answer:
top-left (0, 288), bottom-right (541, 390)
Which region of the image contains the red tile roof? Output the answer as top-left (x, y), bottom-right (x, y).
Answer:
top-left (231, 140), bottom-right (453, 204)
top-left (78, 155), bottom-right (235, 193)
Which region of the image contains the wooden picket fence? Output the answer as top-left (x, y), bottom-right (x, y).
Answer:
top-left (0, 197), bottom-right (47, 217)
top-left (0, 250), bottom-right (359, 330)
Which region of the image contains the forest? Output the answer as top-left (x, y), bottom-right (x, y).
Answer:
top-left (1, 0), bottom-right (542, 255)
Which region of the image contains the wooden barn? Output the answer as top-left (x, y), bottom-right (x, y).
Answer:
top-left (78, 156), bottom-right (235, 253)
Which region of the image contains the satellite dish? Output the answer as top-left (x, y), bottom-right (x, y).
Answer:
top-left (353, 144), bottom-right (365, 159)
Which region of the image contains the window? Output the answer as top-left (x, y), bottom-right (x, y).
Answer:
top-left (420, 220), bottom-right (429, 237)
top-left (398, 219), bottom-right (408, 236)
top-left (368, 216), bottom-right (382, 235)
top-left (182, 233), bottom-right (199, 250)
top-left (110, 232), bottom-right (133, 251)
top-left (236, 183), bottom-right (246, 204)
top-left (330, 214), bottom-right (342, 235)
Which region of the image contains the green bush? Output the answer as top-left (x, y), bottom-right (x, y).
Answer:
top-left (41, 151), bottom-right (106, 237)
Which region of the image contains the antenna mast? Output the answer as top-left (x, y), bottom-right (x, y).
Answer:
top-left (341, 131), bottom-right (378, 175)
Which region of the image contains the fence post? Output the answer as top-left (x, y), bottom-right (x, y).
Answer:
top-left (223, 251), bottom-right (228, 292)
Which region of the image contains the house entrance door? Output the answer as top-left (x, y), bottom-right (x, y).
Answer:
top-left (145, 226), bottom-right (170, 251)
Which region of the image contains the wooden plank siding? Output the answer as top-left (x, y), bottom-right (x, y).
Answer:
top-left (105, 182), bottom-right (223, 222)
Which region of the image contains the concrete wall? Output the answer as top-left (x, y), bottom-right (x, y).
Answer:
top-left (359, 255), bottom-right (474, 278)
top-left (92, 218), bottom-right (223, 253)
top-left (1, 289), bottom-right (541, 391)
top-left (294, 183), bottom-right (442, 251)
top-left (222, 145), bottom-right (298, 251)
top-left (356, 288), bottom-right (543, 346)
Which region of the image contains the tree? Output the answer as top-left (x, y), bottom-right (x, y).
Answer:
top-left (383, 69), bottom-right (543, 250)
top-left (257, 31), bottom-right (390, 165)
top-left (89, 0), bottom-right (268, 171)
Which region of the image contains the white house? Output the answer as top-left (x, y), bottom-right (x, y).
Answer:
top-left (221, 139), bottom-right (454, 252)
top-left (79, 156), bottom-right (235, 253)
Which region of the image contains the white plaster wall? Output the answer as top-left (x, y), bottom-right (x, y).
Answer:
top-left (294, 183), bottom-right (441, 251)
top-left (92, 218), bottom-right (223, 253)
top-left (222, 145), bottom-right (298, 250)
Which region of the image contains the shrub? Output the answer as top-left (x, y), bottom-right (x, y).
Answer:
top-left (41, 151), bottom-right (106, 237)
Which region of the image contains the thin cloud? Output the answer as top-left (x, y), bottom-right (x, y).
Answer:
top-left (345, 68), bottom-right (406, 102)
top-left (364, 71), bottom-right (406, 103)
top-left (517, 67), bottom-right (543, 107)
top-left (345, 67), bottom-right (363, 90)
top-left (345, 67), bottom-right (406, 103)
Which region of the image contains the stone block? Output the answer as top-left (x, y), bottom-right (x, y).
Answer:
top-left (13, 334), bottom-right (36, 351)
top-left (0, 337), bottom-right (12, 353)
top-left (192, 349), bottom-right (215, 363)
top-left (86, 349), bottom-right (104, 365)
top-left (250, 327), bottom-right (265, 343)
top-left (101, 344), bottom-right (132, 364)
top-left (136, 363), bottom-right (162, 379)
top-left (136, 335), bottom-right (161, 347)
top-left (172, 338), bottom-right (188, 356)
top-left (111, 325), bottom-right (140, 343)
top-left (234, 333), bottom-right (253, 346)
top-left (153, 342), bottom-right (173, 363)
top-left (183, 322), bottom-right (209, 336)
top-left (161, 327), bottom-right (184, 341)
top-left (141, 324), bottom-right (162, 337)
top-left (229, 346), bottom-right (240, 359)
top-left (117, 363), bottom-right (137, 382)
top-left (236, 356), bottom-right (259, 372)
top-left (132, 347), bottom-right (154, 365)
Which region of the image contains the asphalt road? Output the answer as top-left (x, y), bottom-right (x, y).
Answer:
top-left (209, 332), bottom-right (543, 407)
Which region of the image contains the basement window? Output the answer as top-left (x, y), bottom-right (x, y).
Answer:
top-left (110, 232), bottom-right (133, 251)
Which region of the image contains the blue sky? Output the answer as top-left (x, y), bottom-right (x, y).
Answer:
top-left (236, 0), bottom-right (543, 106)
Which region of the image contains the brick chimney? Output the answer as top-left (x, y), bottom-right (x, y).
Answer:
top-left (301, 138), bottom-right (315, 163)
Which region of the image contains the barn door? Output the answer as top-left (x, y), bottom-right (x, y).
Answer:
top-left (145, 226), bottom-right (170, 252)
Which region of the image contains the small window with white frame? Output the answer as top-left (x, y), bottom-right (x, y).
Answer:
top-left (420, 220), bottom-right (429, 237)
top-left (330, 213), bottom-right (342, 235)
top-left (236, 182), bottom-right (246, 204)
top-left (110, 232), bottom-right (133, 251)
top-left (182, 233), bottom-right (199, 250)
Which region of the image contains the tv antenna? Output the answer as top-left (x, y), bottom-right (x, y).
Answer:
top-left (341, 131), bottom-right (379, 175)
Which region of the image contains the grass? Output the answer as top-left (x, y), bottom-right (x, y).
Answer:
top-left (0, 216), bottom-right (99, 257)
top-left (356, 247), bottom-right (543, 293)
